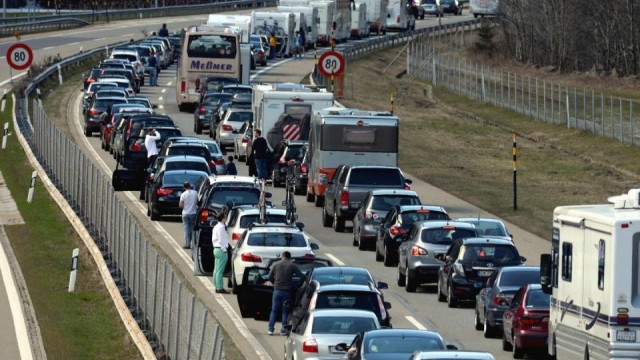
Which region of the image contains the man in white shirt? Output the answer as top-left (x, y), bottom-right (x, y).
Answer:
top-left (179, 181), bottom-right (199, 249)
top-left (211, 212), bottom-right (230, 294)
top-left (145, 128), bottom-right (161, 167)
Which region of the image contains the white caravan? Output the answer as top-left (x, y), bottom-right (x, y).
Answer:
top-left (310, 0), bottom-right (351, 44)
top-left (252, 83), bottom-right (334, 150)
top-left (356, 0), bottom-right (388, 34)
top-left (470, 0), bottom-right (499, 18)
top-left (386, 0), bottom-right (415, 31)
top-left (250, 11), bottom-right (297, 57)
top-left (206, 14), bottom-right (252, 43)
top-left (540, 189), bottom-right (640, 359)
top-left (350, 3), bottom-right (369, 39)
top-left (309, 1), bottom-right (337, 45)
top-left (277, 5), bottom-right (319, 46)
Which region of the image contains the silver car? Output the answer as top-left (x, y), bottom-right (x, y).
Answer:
top-left (409, 350), bottom-right (495, 359)
top-left (397, 221), bottom-right (477, 292)
top-left (233, 120), bottom-right (253, 162)
top-left (285, 309), bottom-right (381, 360)
top-left (215, 109), bottom-right (253, 149)
top-left (454, 217), bottom-right (513, 242)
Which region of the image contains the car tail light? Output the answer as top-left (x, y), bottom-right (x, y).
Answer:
top-left (365, 212), bottom-right (379, 220)
top-left (130, 142), bottom-right (142, 151)
top-left (389, 226), bottom-right (407, 237)
top-left (198, 105), bottom-right (206, 114)
top-left (340, 189), bottom-right (349, 207)
top-left (88, 109), bottom-right (99, 117)
top-left (300, 163), bottom-right (307, 173)
top-left (199, 210), bottom-right (209, 223)
top-left (302, 339), bottom-right (318, 353)
top-left (257, 51), bottom-right (264, 56)
top-left (240, 253), bottom-right (262, 262)
top-left (520, 316), bottom-right (542, 329)
top-left (242, 137), bottom-right (249, 144)
top-left (378, 295), bottom-right (387, 320)
top-left (411, 245), bottom-right (428, 256)
top-left (397, 15), bottom-right (400, 22)
top-left (232, 232), bottom-right (242, 241)
top-left (156, 188), bottom-right (173, 196)
top-left (209, 161), bottom-right (217, 170)
top-left (305, 253), bottom-right (315, 258)
top-left (492, 292), bottom-right (510, 306)
top-left (405, 184), bottom-right (411, 190)
top-left (181, 81), bottom-right (186, 93)
top-left (214, 158), bottom-right (225, 165)
top-left (221, 124), bottom-right (233, 132)
top-left (617, 314), bottom-right (629, 325)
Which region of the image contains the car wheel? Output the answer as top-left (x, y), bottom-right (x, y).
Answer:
top-left (397, 265), bottom-right (406, 286)
top-left (513, 334), bottom-right (525, 358)
top-left (502, 330), bottom-right (513, 351)
top-left (84, 127), bottom-right (92, 137)
top-left (483, 316), bottom-right (496, 338)
top-left (375, 241), bottom-right (384, 261)
top-left (447, 285), bottom-right (458, 308)
top-left (149, 202), bottom-right (161, 221)
top-left (314, 194), bottom-right (324, 207)
top-left (100, 140), bottom-right (105, 150)
top-left (139, 190), bottom-right (145, 200)
top-left (195, 125), bottom-right (202, 135)
top-left (192, 245), bottom-right (207, 276)
top-left (272, 170), bottom-right (281, 187)
top-left (352, 231), bottom-right (358, 246)
top-left (358, 234), bottom-right (368, 250)
top-left (437, 278), bottom-right (446, 302)
top-left (333, 210), bottom-right (345, 232)
top-left (474, 310), bottom-right (483, 330)
top-left (322, 206), bottom-right (332, 227)
top-left (405, 271), bottom-right (417, 292)
top-left (306, 191), bottom-right (315, 203)
top-left (383, 245), bottom-right (394, 267)
top-left (231, 273), bottom-right (239, 294)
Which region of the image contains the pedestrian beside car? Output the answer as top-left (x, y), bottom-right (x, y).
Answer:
top-left (267, 251), bottom-right (303, 336)
top-left (212, 212), bottom-right (230, 294)
top-left (293, 31), bottom-right (302, 60)
top-left (299, 27), bottom-right (306, 54)
top-left (246, 138), bottom-right (256, 177)
top-left (251, 129), bottom-right (269, 181)
top-left (269, 33), bottom-right (277, 59)
top-left (179, 181), bottom-right (198, 249)
top-left (144, 128), bottom-right (161, 167)
top-left (158, 23), bottom-right (169, 37)
top-left (147, 52), bottom-right (158, 86)
top-left (226, 155), bottom-right (237, 175)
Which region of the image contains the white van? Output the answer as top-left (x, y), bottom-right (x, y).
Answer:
top-left (470, 0), bottom-right (499, 18)
top-left (351, 3), bottom-right (370, 39)
top-left (386, 0), bottom-right (415, 31)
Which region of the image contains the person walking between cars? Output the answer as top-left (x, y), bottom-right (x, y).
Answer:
top-left (179, 181), bottom-right (198, 249)
top-left (268, 251), bottom-right (302, 336)
top-left (269, 33), bottom-right (277, 59)
top-left (212, 212), bottom-right (230, 294)
top-left (147, 52), bottom-right (158, 86)
top-left (158, 23), bottom-right (169, 37)
top-left (226, 155), bottom-right (237, 175)
top-left (293, 31), bottom-right (302, 60)
top-left (251, 129), bottom-right (269, 181)
top-left (145, 128), bottom-right (161, 168)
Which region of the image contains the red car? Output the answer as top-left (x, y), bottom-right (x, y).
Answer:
top-left (502, 283), bottom-right (550, 358)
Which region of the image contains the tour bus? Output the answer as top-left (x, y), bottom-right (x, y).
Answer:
top-left (277, 5), bottom-right (318, 47)
top-left (306, 108), bottom-right (400, 206)
top-left (356, 0), bottom-right (388, 35)
top-left (470, 0), bottom-right (499, 18)
top-left (540, 189), bottom-right (640, 359)
top-left (206, 14), bottom-right (252, 43)
top-left (386, 0), bottom-right (415, 31)
top-left (250, 11), bottom-right (297, 58)
top-left (176, 25), bottom-right (242, 111)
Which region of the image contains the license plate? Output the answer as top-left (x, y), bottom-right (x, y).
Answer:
top-left (478, 270), bottom-right (493, 277)
top-left (616, 330), bottom-right (636, 342)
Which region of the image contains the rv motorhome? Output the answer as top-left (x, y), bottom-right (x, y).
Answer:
top-left (386, 0), bottom-right (415, 31)
top-left (250, 11), bottom-right (297, 58)
top-left (470, 0), bottom-right (499, 18)
top-left (277, 5), bottom-right (319, 47)
top-left (206, 14), bottom-right (252, 43)
top-left (350, 3), bottom-right (370, 39)
top-left (356, 0), bottom-right (388, 34)
top-left (540, 189), bottom-right (640, 359)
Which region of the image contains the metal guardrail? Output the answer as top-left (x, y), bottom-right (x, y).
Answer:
top-left (0, 17), bottom-right (90, 37)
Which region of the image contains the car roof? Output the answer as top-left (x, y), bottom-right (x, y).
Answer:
top-left (161, 169), bottom-right (209, 177)
top-left (346, 165), bottom-right (401, 170)
top-left (316, 283), bottom-right (377, 292)
top-left (364, 329), bottom-right (444, 339)
top-left (460, 237), bottom-right (516, 245)
top-left (417, 220), bottom-right (475, 229)
top-left (309, 309), bottom-right (379, 318)
top-left (369, 189), bottom-right (418, 196)
top-left (246, 224), bottom-right (305, 234)
top-left (236, 207), bottom-right (287, 216)
top-left (411, 350), bottom-right (495, 360)
top-left (223, 84), bottom-right (252, 89)
top-left (398, 205), bottom-right (447, 213)
top-left (207, 175), bottom-right (259, 185)
top-left (455, 218), bottom-right (506, 224)
top-left (497, 266), bottom-right (539, 274)
top-left (311, 266), bottom-right (371, 276)
top-left (164, 155), bottom-right (208, 163)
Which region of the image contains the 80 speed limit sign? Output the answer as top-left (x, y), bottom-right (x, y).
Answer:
top-left (6, 43), bottom-right (34, 71)
top-left (317, 51), bottom-right (345, 78)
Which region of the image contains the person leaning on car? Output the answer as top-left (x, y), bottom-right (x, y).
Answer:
top-left (267, 251), bottom-right (302, 336)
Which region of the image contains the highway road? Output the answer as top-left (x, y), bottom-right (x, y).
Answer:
top-left (5, 9), bottom-right (549, 360)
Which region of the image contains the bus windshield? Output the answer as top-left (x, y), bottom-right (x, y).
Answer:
top-left (187, 34), bottom-right (237, 59)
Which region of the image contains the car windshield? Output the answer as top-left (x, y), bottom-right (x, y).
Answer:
top-left (468, 221), bottom-right (509, 237)
top-left (499, 269), bottom-right (540, 287)
top-left (161, 173), bottom-right (206, 187)
top-left (246, 232), bottom-right (307, 247)
top-left (165, 161), bottom-right (209, 173)
top-left (240, 214), bottom-right (287, 227)
top-left (315, 292), bottom-right (380, 315)
top-left (204, 94), bottom-right (233, 106)
top-left (371, 195), bottom-right (420, 211)
top-left (364, 336), bottom-right (444, 354)
top-left (462, 245), bottom-right (520, 264)
top-left (167, 147), bottom-right (208, 158)
top-left (208, 189), bottom-right (260, 209)
top-left (400, 210), bottom-right (449, 225)
top-left (349, 169), bottom-right (403, 186)
top-left (421, 228), bottom-right (476, 244)
top-left (283, 145), bottom-right (304, 160)
top-left (311, 316), bottom-right (378, 335)
top-left (202, 142), bottom-right (221, 155)
top-left (526, 289), bottom-right (551, 308)
top-left (227, 111), bottom-right (253, 122)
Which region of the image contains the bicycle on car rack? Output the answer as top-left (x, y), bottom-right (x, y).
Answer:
top-left (283, 162), bottom-right (297, 225)
top-left (258, 180), bottom-right (267, 224)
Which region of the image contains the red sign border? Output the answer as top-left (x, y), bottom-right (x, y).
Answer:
top-left (6, 43), bottom-right (34, 71)
top-left (317, 51), bottom-right (345, 78)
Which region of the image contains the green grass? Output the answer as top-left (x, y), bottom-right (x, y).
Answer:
top-left (0, 95), bottom-right (142, 360)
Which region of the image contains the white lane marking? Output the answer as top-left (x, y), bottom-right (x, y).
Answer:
top-left (43, 46), bottom-right (54, 50)
top-left (166, 81), bottom-right (173, 86)
top-left (161, 89), bottom-right (167, 94)
top-left (0, 226), bottom-right (34, 360)
top-left (158, 96), bottom-right (164, 102)
top-left (71, 93), bottom-right (271, 360)
top-left (0, 73), bottom-right (28, 90)
top-left (324, 253), bottom-right (345, 266)
top-left (121, 33), bottom-right (135, 37)
top-left (96, 37), bottom-right (108, 41)
top-left (68, 42), bottom-right (79, 46)
top-left (405, 316), bottom-right (428, 330)
top-left (249, 57), bottom-right (294, 81)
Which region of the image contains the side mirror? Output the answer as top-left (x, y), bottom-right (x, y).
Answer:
top-left (334, 343), bottom-right (348, 352)
top-left (264, 191), bottom-right (272, 199)
top-left (446, 344), bottom-right (458, 350)
top-left (296, 222), bottom-right (305, 230)
top-left (152, 104), bottom-right (158, 109)
top-left (377, 281), bottom-right (388, 289)
top-left (310, 243), bottom-right (319, 250)
top-left (232, 129), bottom-right (239, 134)
top-left (520, 256), bottom-right (527, 263)
top-left (307, 26), bottom-right (312, 33)
top-left (405, 179), bottom-right (412, 185)
top-left (383, 301), bottom-right (392, 310)
top-left (540, 253), bottom-right (552, 294)
top-left (434, 253), bottom-right (445, 261)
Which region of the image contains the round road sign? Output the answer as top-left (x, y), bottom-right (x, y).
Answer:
top-left (317, 51), bottom-right (345, 78)
top-left (6, 43), bottom-right (34, 71)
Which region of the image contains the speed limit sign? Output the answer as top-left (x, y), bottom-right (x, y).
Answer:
top-left (317, 51), bottom-right (345, 78)
top-left (6, 43), bottom-right (34, 71)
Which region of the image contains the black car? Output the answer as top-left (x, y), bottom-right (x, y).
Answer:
top-left (197, 76), bottom-right (239, 102)
top-left (236, 257), bottom-right (333, 318)
top-left (375, 205), bottom-right (449, 264)
top-left (335, 329), bottom-right (456, 360)
top-left (82, 68), bottom-right (102, 90)
top-left (141, 154), bottom-right (208, 201)
top-left (270, 140), bottom-right (307, 187)
top-left (440, 0), bottom-right (462, 15)
top-left (474, 266), bottom-right (540, 338)
top-left (84, 97), bottom-right (127, 137)
top-left (436, 237), bottom-right (526, 308)
top-left (193, 92), bottom-right (233, 134)
top-left (119, 119), bottom-right (177, 170)
top-left (147, 170), bottom-right (209, 220)
top-left (289, 143), bottom-right (309, 195)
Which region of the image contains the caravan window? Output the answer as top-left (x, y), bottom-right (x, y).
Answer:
top-left (284, 104), bottom-right (311, 116)
top-left (321, 124), bottom-right (398, 152)
top-left (561, 242), bottom-right (572, 282)
top-left (598, 239), bottom-right (605, 290)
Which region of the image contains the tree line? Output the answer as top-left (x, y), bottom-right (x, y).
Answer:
top-left (496, 0), bottom-right (640, 76)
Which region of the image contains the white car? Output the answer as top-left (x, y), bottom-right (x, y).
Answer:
top-left (216, 108), bottom-right (253, 149)
top-left (229, 223), bottom-right (319, 289)
top-left (225, 206), bottom-right (288, 247)
top-left (233, 120), bottom-right (253, 162)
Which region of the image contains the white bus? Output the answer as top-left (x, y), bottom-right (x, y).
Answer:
top-left (176, 25), bottom-right (242, 111)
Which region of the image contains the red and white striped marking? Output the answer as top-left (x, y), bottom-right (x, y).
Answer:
top-left (283, 124), bottom-right (300, 140)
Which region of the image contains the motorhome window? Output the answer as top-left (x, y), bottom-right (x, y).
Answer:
top-left (598, 239), bottom-right (605, 290)
top-left (284, 104), bottom-right (311, 116)
top-left (187, 34), bottom-right (237, 59)
top-left (561, 242), bottom-right (572, 282)
top-left (320, 125), bottom-right (398, 152)
top-left (552, 249), bottom-right (559, 288)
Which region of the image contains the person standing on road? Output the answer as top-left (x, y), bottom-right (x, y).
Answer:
top-left (293, 31), bottom-right (302, 60)
top-left (246, 136), bottom-right (256, 177)
top-left (147, 51), bottom-right (158, 86)
top-left (158, 23), bottom-right (169, 37)
top-left (251, 129), bottom-right (269, 181)
top-left (299, 27), bottom-right (306, 55)
top-left (226, 155), bottom-right (238, 175)
top-left (144, 128), bottom-right (161, 168)
top-left (268, 251), bottom-right (302, 335)
top-left (179, 181), bottom-right (198, 249)
top-left (269, 33), bottom-right (277, 59)
top-left (212, 212), bottom-right (230, 294)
